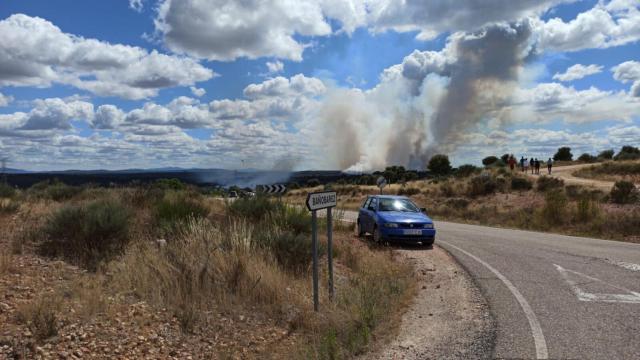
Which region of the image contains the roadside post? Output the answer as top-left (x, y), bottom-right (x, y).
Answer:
top-left (256, 184), bottom-right (287, 201)
top-left (376, 176), bottom-right (387, 194)
top-left (306, 191), bottom-right (337, 311)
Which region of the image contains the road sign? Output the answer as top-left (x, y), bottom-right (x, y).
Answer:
top-left (306, 190), bottom-right (338, 311)
top-left (257, 184), bottom-right (287, 194)
top-left (306, 191), bottom-right (337, 211)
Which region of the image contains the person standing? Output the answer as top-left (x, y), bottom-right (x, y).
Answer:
top-left (509, 155), bottom-right (516, 171)
top-left (529, 158), bottom-right (534, 174)
top-left (547, 158), bottom-right (553, 174)
top-left (535, 158), bottom-right (540, 174)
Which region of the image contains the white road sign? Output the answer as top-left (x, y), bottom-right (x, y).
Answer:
top-left (376, 176), bottom-right (387, 189)
top-left (306, 191), bottom-right (337, 211)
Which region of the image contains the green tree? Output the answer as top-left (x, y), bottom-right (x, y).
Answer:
top-left (577, 153), bottom-right (596, 163)
top-left (427, 154), bottom-right (452, 176)
top-left (614, 145), bottom-right (640, 161)
top-left (598, 149), bottom-right (614, 160)
top-left (482, 156), bottom-right (499, 166)
top-left (553, 147), bottom-right (573, 162)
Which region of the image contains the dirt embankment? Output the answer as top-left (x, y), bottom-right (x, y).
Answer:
top-left (363, 246), bottom-right (495, 360)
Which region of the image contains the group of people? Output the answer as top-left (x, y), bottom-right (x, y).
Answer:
top-left (506, 155), bottom-right (553, 175)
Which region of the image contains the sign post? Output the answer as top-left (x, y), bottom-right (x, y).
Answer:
top-left (376, 176), bottom-right (387, 195)
top-left (306, 191), bottom-right (337, 311)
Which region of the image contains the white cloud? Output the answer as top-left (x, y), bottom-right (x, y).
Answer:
top-left (129, 0), bottom-right (144, 12)
top-left (243, 74), bottom-right (326, 99)
top-left (612, 60), bottom-right (640, 96)
top-left (93, 105), bottom-right (124, 129)
top-left (0, 14), bottom-right (215, 99)
top-left (190, 86), bottom-right (206, 97)
top-left (0, 92), bottom-right (13, 107)
top-left (533, 0), bottom-right (640, 52)
top-left (511, 82), bottom-right (640, 123)
top-left (552, 64), bottom-right (603, 82)
top-left (266, 60), bottom-right (284, 74)
top-left (154, 0), bottom-right (334, 61)
top-left (366, 0), bottom-right (567, 40)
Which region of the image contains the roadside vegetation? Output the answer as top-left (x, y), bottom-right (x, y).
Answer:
top-left (0, 179), bottom-right (415, 358)
top-left (287, 146), bottom-right (640, 243)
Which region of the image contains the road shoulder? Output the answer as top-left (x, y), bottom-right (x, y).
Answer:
top-left (364, 245), bottom-right (495, 359)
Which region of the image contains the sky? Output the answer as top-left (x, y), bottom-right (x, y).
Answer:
top-left (0, 0), bottom-right (638, 171)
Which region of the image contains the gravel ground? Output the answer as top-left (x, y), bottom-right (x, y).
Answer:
top-left (363, 245), bottom-right (495, 360)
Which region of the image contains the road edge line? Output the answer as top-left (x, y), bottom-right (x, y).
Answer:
top-left (440, 241), bottom-right (549, 360)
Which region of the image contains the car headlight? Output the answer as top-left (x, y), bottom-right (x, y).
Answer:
top-left (423, 223), bottom-right (434, 229)
top-left (383, 223), bottom-right (398, 228)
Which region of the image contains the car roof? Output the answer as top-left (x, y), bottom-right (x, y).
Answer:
top-left (368, 195), bottom-right (409, 199)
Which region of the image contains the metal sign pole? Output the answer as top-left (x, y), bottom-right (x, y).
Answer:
top-left (311, 210), bottom-right (319, 312)
top-left (327, 207), bottom-right (334, 301)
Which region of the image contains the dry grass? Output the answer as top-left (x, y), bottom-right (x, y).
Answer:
top-left (573, 160), bottom-right (640, 183)
top-left (0, 249), bottom-right (14, 275)
top-left (17, 293), bottom-right (63, 340)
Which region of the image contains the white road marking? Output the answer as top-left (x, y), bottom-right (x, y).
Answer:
top-left (606, 260), bottom-right (640, 272)
top-left (440, 241), bottom-right (549, 360)
top-left (554, 264), bottom-right (640, 304)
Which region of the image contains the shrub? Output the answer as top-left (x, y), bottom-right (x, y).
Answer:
top-left (511, 177), bottom-right (532, 191)
top-left (0, 199), bottom-right (20, 213)
top-left (536, 176), bottom-right (564, 192)
top-left (397, 187), bottom-right (420, 196)
top-left (614, 145), bottom-right (640, 161)
top-left (40, 199), bottom-right (131, 270)
top-left (541, 190), bottom-right (568, 225)
top-left (439, 181), bottom-right (455, 197)
top-left (565, 185), bottom-right (584, 199)
top-left (267, 231), bottom-right (318, 274)
top-left (445, 197), bottom-right (470, 209)
top-left (154, 192), bottom-right (208, 232)
top-left (576, 195), bottom-right (600, 222)
top-left (228, 195), bottom-right (283, 222)
top-left (482, 156), bottom-right (499, 166)
top-left (610, 180), bottom-right (638, 204)
top-left (455, 164), bottom-right (480, 178)
top-left (427, 154), bottom-right (452, 176)
top-left (29, 180), bottom-right (81, 201)
top-left (577, 153), bottom-right (596, 163)
top-left (17, 295), bottom-right (61, 340)
top-left (0, 182), bottom-right (15, 198)
top-left (467, 174), bottom-right (497, 197)
top-left (306, 178), bottom-right (321, 187)
top-left (154, 178), bottom-right (186, 191)
top-left (598, 149), bottom-right (614, 160)
top-left (553, 147), bottom-right (573, 161)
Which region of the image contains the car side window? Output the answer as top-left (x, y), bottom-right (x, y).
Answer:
top-left (368, 198), bottom-right (377, 210)
top-left (362, 198), bottom-right (371, 209)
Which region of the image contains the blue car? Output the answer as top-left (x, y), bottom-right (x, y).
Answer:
top-left (357, 195), bottom-right (436, 247)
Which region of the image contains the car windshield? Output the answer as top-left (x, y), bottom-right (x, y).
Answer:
top-left (378, 198), bottom-right (420, 212)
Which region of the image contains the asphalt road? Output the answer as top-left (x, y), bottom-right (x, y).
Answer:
top-left (338, 210), bottom-right (640, 359)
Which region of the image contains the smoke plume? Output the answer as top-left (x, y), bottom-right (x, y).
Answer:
top-left (317, 21), bottom-right (535, 170)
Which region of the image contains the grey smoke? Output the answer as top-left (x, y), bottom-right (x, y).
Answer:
top-left (319, 20), bottom-right (535, 171)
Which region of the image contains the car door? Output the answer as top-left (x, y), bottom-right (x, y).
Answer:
top-left (359, 197), bottom-right (371, 231)
top-left (365, 197), bottom-right (378, 232)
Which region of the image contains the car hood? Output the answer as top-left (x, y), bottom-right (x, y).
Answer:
top-left (378, 211), bottom-right (433, 223)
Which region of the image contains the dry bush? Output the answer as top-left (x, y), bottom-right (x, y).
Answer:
top-left (0, 249), bottom-right (14, 275)
top-left (511, 177), bottom-right (533, 191)
top-left (540, 190), bottom-right (568, 225)
top-left (0, 198), bottom-right (20, 213)
top-left (610, 180), bottom-right (639, 204)
top-left (71, 277), bottom-right (108, 321)
top-left (17, 294), bottom-right (62, 340)
top-left (397, 187), bottom-right (420, 196)
top-left (467, 175), bottom-right (497, 197)
top-left (536, 176), bottom-right (564, 192)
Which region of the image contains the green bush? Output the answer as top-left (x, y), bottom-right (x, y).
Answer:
top-left (40, 199), bottom-right (131, 270)
top-left (427, 154), bottom-right (452, 176)
top-left (154, 193), bottom-right (209, 232)
top-left (577, 153), bottom-right (596, 163)
top-left (0, 183), bottom-right (16, 198)
top-left (610, 180), bottom-right (638, 204)
top-left (541, 190), bottom-right (568, 225)
top-left (467, 174), bottom-right (497, 197)
top-left (267, 231), bottom-right (320, 274)
top-left (576, 195), bottom-right (599, 222)
top-left (482, 156), bottom-right (499, 166)
top-left (228, 195), bottom-right (284, 221)
top-left (536, 176), bottom-right (564, 192)
top-left (154, 178), bottom-right (187, 191)
top-left (511, 177), bottom-right (533, 191)
top-left (28, 180), bottom-right (81, 201)
top-left (598, 149), bottom-right (614, 160)
top-left (553, 147), bottom-right (573, 161)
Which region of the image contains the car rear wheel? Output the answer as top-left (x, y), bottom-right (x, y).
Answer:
top-left (356, 219), bottom-right (365, 237)
top-left (372, 226), bottom-right (381, 244)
